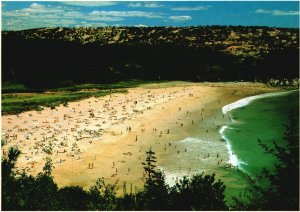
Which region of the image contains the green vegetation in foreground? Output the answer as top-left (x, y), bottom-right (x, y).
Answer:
top-left (1, 89), bottom-right (127, 115)
top-left (2, 117), bottom-right (298, 210)
top-left (2, 148), bottom-right (228, 211)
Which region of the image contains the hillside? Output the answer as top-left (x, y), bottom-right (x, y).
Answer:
top-left (2, 26), bottom-right (299, 88)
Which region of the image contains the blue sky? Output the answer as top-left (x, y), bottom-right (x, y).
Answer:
top-left (2, 1), bottom-right (299, 30)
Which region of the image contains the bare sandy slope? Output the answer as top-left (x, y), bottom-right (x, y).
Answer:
top-left (1, 82), bottom-right (279, 194)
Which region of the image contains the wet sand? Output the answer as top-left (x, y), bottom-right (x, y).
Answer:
top-left (1, 82), bottom-right (279, 194)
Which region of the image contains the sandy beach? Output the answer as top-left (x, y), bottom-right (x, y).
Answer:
top-left (1, 82), bottom-right (280, 194)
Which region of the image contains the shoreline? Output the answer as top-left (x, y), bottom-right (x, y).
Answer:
top-left (222, 89), bottom-right (298, 115)
top-left (220, 90), bottom-right (299, 183)
top-left (1, 82), bottom-right (281, 194)
top-left (220, 89), bottom-right (298, 169)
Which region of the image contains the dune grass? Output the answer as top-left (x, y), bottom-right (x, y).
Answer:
top-left (1, 80), bottom-right (157, 115)
top-left (1, 80), bottom-right (166, 94)
top-left (1, 80), bottom-right (193, 115)
top-left (2, 89), bottom-right (127, 115)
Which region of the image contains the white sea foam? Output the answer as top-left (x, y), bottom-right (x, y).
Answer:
top-left (222, 90), bottom-right (295, 114)
top-left (177, 137), bottom-right (200, 143)
top-left (158, 166), bottom-right (204, 187)
top-left (158, 167), bottom-right (187, 187)
top-left (219, 126), bottom-right (246, 167)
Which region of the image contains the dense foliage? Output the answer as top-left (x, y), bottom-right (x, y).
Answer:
top-left (2, 26), bottom-right (299, 88)
top-left (2, 147), bottom-right (228, 210)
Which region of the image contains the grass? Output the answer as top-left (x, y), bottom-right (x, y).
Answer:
top-left (1, 80), bottom-right (156, 115)
top-left (1, 80), bottom-right (195, 115)
top-left (1, 80), bottom-right (166, 94)
top-left (2, 89), bottom-right (127, 115)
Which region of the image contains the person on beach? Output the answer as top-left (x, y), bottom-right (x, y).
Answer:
top-left (135, 135), bottom-right (138, 142)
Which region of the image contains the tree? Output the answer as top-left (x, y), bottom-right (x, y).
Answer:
top-left (169, 174), bottom-right (228, 210)
top-left (2, 147), bottom-right (21, 209)
top-left (2, 146), bottom-right (21, 179)
top-left (43, 156), bottom-right (54, 176)
top-left (142, 148), bottom-right (157, 189)
top-left (138, 148), bottom-right (169, 210)
top-left (88, 177), bottom-right (118, 210)
top-left (58, 186), bottom-right (89, 210)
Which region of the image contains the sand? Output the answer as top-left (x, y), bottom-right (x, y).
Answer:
top-left (1, 82), bottom-right (280, 194)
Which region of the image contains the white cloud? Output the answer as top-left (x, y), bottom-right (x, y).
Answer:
top-left (75, 21), bottom-right (107, 28)
top-left (128, 3), bottom-right (142, 8)
top-left (144, 3), bottom-right (164, 8)
top-left (255, 9), bottom-right (299, 16)
top-left (21, 3), bottom-right (66, 14)
top-left (61, 2), bottom-right (118, 7)
top-left (3, 15), bottom-right (78, 31)
top-left (2, 3), bottom-right (69, 18)
top-left (90, 10), bottom-right (164, 19)
top-left (170, 6), bottom-right (211, 11)
top-left (2, 3), bottom-right (109, 30)
top-left (2, 3), bottom-right (165, 30)
top-left (134, 24), bottom-right (148, 27)
top-left (168, 15), bottom-right (192, 22)
top-left (128, 2), bottom-right (164, 8)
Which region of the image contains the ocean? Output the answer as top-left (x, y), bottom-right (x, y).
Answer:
top-left (220, 90), bottom-right (299, 177)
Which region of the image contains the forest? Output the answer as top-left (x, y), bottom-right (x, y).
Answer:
top-left (2, 26), bottom-right (299, 88)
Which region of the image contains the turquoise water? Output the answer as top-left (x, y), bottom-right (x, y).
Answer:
top-left (223, 90), bottom-right (299, 177)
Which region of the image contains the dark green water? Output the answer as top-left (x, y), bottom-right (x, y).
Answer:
top-left (224, 90), bottom-right (299, 177)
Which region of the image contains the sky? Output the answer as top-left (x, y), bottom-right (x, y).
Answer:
top-left (2, 1), bottom-right (299, 30)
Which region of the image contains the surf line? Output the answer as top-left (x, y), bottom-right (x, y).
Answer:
top-left (220, 89), bottom-right (297, 169)
top-left (218, 126), bottom-right (246, 169)
top-left (222, 90), bottom-right (297, 115)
